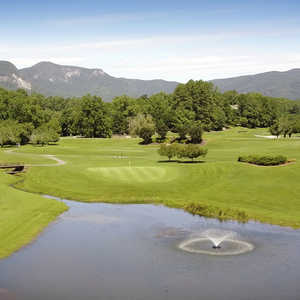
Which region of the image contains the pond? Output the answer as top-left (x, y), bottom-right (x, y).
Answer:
top-left (0, 197), bottom-right (300, 300)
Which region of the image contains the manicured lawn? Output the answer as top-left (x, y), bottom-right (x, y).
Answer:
top-left (6, 127), bottom-right (300, 229)
top-left (0, 172), bottom-right (67, 259)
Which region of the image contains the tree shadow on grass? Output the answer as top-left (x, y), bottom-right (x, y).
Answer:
top-left (31, 143), bottom-right (59, 147)
top-left (178, 160), bottom-right (206, 164)
top-left (1, 144), bottom-right (20, 149)
top-left (158, 160), bottom-right (206, 164)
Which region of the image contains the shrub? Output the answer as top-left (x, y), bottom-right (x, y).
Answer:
top-left (158, 143), bottom-right (208, 162)
top-left (184, 202), bottom-right (249, 222)
top-left (238, 154), bottom-right (288, 166)
top-left (177, 144), bottom-right (208, 161)
top-left (158, 143), bottom-right (177, 161)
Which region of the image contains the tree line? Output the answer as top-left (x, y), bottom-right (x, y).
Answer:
top-left (0, 79), bottom-right (300, 147)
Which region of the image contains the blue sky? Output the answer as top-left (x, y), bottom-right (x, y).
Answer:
top-left (1, 0), bottom-right (300, 82)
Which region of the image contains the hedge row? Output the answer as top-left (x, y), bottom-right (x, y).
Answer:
top-left (238, 154), bottom-right (288, 166)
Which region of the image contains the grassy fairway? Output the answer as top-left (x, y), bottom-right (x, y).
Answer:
top-left (3, 127), bottom-right (300, 229)
top-left (0, 151), bottom-right (68, 258)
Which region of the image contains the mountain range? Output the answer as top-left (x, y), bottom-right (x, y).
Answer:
top-left (211, 69), bottom-right (300, 100)
top-left (1, 60), bottom-right (300, 100)
top-left (0, 61), bottom-right (178, 101)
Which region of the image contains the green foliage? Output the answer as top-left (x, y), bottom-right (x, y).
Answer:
top-left (78, 95), bottom-right (112, 138)
top-left (177, 144), bottom-right (208, 161)
top-left (189, 121), bottom-right (203, 144)
top-left (173, 108), bottom-right (194, 140)
top-left (129, 114), bottom-right (155, 144)
top-left (155, 120), bottom-right (169, 141)
top-left (184, 202), bottom-right (249, 222)
top-left (238, 154), bottom-right (288, 166)
top-left (269, 115), bottom-right (300, 138)
top-left (158, 143), bottom-right (207, 162)
top-left (158, 143), bottom-right (178, 161)
top-left (111, 95), bottom-right (138, 135)
top-left (139, 126), bottom-right (155, 144)
top-left (1, 77), bottom-right (300, 145)
top-left (0, 120), bottom-right (33, 147)
top-left (172, 80), bottom-right (227, 131)
top-left (147, 93), bottom-right (172, 140)
top-left (30, 118), bottom-right (61, 146)
top-left (30, 127), bottom-right (59, 146)
top-left (237, 93), bottom-right (280, 128)
top-left (269, 121), bottom-right (281, 137)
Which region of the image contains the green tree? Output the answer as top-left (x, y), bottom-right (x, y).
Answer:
top-left (111, 95), bottom-right (138, 134)
top-left (0, 125), bottom-right (9, 147)
top-left (78, 95), bottom-right (112, 138)
top-left (158, 143), bottom-right (178, 161)
top-left (0, 120), bottom-right (23, 147)
top-left (177, 144), bottom-right (208, 162)
top-left (30, 124), bottom-right (60, 146)
top-left (279, 116), bottom-right (293, 138)
top-left (269, 121), bottom-right (281, 138)
top-left (129, 114), bottom-right (155, 144)
top-left (148, 93), bottom-right (172, 140)
top-left (173, 108), bottom-right (194, 140)
top-left (172, 80), bottom-right (224, 131)
top-left (189, 121), bottom-right (203, 144)
top-left (139, 126), bottom-right (155, 144)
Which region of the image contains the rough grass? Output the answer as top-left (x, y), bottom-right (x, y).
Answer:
top-left (3, 127), bottom-right (300, 231)
top-left (0, 172), bottom-right (68, 259)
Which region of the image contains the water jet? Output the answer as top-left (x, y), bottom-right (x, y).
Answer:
top-left (179, 229), bottom-right (254, 256)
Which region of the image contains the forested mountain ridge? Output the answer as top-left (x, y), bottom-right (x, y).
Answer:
top-left (1, 78), bottom-right (300, 148)
top-left (1, 61), bottom-right (300, 100)
top-left (211, 69), bottom-right (300, 100)
top-left (0, 61), bottom-right (179, 101)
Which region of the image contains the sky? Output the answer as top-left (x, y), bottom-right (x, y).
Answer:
top-left (1, 0), bottom-right (300, 82)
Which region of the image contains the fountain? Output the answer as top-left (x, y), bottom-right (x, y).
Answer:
top-left (179, 229), bottom-right (254, 256)
top-left (203, 229), bottom-right (236, 249)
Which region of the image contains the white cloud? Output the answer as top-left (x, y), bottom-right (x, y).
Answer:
top-left (2, 32), bottom-right (300, 82)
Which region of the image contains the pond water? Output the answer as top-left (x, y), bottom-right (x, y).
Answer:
top-left (1, 197), bottom-right (300, 300)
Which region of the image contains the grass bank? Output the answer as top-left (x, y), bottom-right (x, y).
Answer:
top-left (0, 161), bottom-right (68, 259)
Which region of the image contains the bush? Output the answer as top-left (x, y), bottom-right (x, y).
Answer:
top-left (158, 143), bottom-right (207, 162)
top-left (184, 202), bottom-right (249, 222)
top-left (158, 143), bottom-right (177, 161)
top-left (238, 154), bottom-right (288, 166)
top-left (177, 144), bottom-right (208, 161)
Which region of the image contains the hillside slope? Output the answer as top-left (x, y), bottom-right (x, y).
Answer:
top-left (0, 61), bottom-right (179, 101)
top-left (212, 69), bottom-right (300, 100)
